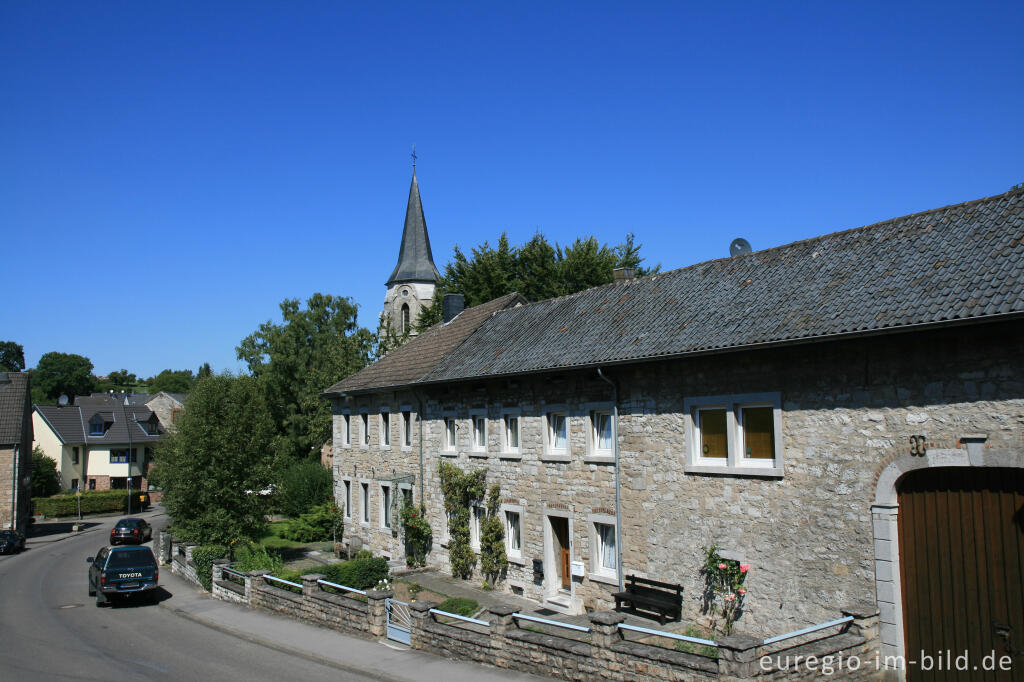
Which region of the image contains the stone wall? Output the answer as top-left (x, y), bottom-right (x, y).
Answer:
top-left (331, 319), bottom-right (1024, 638)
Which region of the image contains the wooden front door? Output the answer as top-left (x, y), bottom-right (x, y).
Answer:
top-left (899, 467), bottom-right (1024, 681)
top-left (551, 517), bottom-right (570, 590)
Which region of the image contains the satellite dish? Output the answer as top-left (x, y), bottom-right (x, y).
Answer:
top-left (729, 237), bottom-right (752, 257)
top-left (58, 394), bottom-right (69, 407)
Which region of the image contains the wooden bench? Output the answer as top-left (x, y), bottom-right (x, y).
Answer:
top-left (612, 574), bottom-right (683, 624)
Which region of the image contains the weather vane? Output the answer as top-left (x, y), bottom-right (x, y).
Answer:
top-left (411, 144), bottom-right (417, 169)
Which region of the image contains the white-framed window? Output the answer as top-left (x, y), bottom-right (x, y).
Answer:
top-left (360, 481), bottom-right (370, 524)
top-left (585, 404), bottom-right (613, 460)
top-left (361, 412), bottom-right (369, 447)
top-left (469, 503), bottom-right (486, 552)
top-left (502, 505), bottom-right (523, 561)
top-left (683, 392), bottom-right (783, 477)
top-left (380, 408), bottom-right (390, 448)
top-left (470, 410), bottom-right (487, 455)
top-left (342, 478), bottom-right (352, 520)
top-left (544, 408), bottom-right (568, 456)
top-left (443, 416), bottom-right (457, 453)
top-left (380, 483), bottom-right (393, 529)
top-left (341, 412), bottom-right (351, 448)
top-left (593, 521), bottom-right (617, 578)
top-left (501, 409), bottom-right (520, 456)
top-left (401, 408), bottom-right (412, 448)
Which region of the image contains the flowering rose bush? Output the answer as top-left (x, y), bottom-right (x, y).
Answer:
top-left (702, 546), bottom-right (750, 635)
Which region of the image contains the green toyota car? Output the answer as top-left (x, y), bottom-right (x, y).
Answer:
top-left (87, 545), bottom-right (159, 606)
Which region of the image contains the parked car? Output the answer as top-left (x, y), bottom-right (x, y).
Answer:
top-left (87, 545), bottom-right (159, 606)
top-left (0, 529), bottom-right (26, 554)
top-left (110, 518), bottom-right (152, 545)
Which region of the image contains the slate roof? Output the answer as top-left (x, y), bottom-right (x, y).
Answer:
top-left (0, 373), bottom-right (32, 445)
top-left (421, 188), bottom-right (1024, 382)
top-left (387, 171), bottom-right (441, 286)
top-left (78, 393), bottom-right (151, 407)
top-left (324, 293), bottom-right (527, 395)
top-left (35, 402), bottom-right (162, 445)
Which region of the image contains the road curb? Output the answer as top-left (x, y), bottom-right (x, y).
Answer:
top-left (159, 599), bottom-right (408, 682)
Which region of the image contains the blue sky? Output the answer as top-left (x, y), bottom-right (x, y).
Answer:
top-left (2, 1), bottom-right (1021, 379)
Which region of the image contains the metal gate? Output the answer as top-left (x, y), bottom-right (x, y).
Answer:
top-left (386, 598), bottom-right (411, 645)
top-left (899, 467), bottom-right (1024, 681)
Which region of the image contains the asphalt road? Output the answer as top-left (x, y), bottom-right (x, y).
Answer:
top-left (0, 512), bottom-right (362, 681)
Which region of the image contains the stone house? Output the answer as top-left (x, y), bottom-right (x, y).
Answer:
top-left (325, 187), bottom-right (1024, 670)
top-left (0, 372), bottom-right (33, 531)
top-left (145, 391), bottom-right (187, 432)
top-left (33, 394), bottom-right (163, 492)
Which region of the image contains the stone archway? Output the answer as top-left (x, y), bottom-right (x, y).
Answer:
top-left (871, 442), bottom-right (1024, 675)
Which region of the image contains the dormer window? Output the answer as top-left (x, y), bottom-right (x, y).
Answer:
top-left (89, 415), bottom-right (105, 436)
top-left (143, 418), bottom-right (160, 435)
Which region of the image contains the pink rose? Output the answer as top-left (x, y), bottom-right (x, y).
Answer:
top-left (739, 563), bottom-right (750, 573)
top-left (718, 563), bottom-right (727, 570)
top-left (725, 593), bottom-right (736, 602)
top-left (737, 588), bottom-right (746, 595)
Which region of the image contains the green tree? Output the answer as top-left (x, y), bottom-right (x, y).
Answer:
top-left (106, 369), bottom-right (137, 389)
top-left (196, 362), bottom-right (213, 380)
top-left (33, 352), bottom-right (96, 402)
top-left (275, 459), bottom-right (333, 518)
top-left (31, 446), bottom-right (62, 497)
top-left (0, 341), bottom-right (25, 372)
top-left (236, 293), bottom-right (373, 461)
top-left (153, 373), bottom-right (276, 544)
top-left (417, 232), bottom-right (658, 331)
top-left (148, 368), bottom-right (195, 394)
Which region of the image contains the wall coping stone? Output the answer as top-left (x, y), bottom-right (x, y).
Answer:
top-left (508, 629), bottom-right (591, 656)
top-left (301, 573), bottom-right (326, 581)
top-left (247, 569), bottom-right (271, 577)
top-left (410, 600), bottom-right (437, 613)
top-left (365, 589), bottom-right (393, 600)
top-left (842, 603), bottom-right (880, 619)
top-left (611, 640), bottom-right (719, 674)
top-left (716, 634), bottom-right (762, 652)
top-left (488, 604), bottom-right (518, 617)
top-left (589, 610), bottom-right (627, 626)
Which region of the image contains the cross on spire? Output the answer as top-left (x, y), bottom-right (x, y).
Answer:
top-left (411, 144), bottom-right (417, 169)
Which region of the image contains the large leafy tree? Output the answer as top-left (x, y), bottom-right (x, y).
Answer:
top-left (31, 446), bottom-right (62, 497)
top-left (236, 293), bottom-right (373, 462)
top-left (152, 374), bottom-right (276, 544)
top-left (0, 341), bottom-right (25, 372)
top-left (417, 232), bottom-right (657, 330)
top-left (33, 352), bottom-right (96, 402)
top-left (148, 369), bottom-right (195, 394)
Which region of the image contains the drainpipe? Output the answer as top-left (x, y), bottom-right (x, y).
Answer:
top-left (596, 368), bottom-right (623, 592)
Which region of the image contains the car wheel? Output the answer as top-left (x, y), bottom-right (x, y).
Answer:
top-left (88, 581), bottom-right (96, 597)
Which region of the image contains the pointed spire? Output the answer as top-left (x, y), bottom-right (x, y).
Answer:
top-left (386, 165), bottom-right (440, 286)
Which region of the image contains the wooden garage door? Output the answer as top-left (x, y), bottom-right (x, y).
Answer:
top-left (899, 467), bottom-right (1024, 681)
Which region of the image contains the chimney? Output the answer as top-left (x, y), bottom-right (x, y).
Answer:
top-left (442, 293), bottom-right (465, 323)
top-left (613, 267), bottom-right (635, 282)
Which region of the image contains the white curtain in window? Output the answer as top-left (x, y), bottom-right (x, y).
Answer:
top-left (551, 414), bottom-right (566, 449)
top-left (596, 413), bottom-right (612, 450)
top-left (598, 524), bottom-right (616, 570)
top-left (506, 511), bottom-right (521, 551)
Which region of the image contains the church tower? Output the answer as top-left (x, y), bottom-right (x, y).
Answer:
top-left (383, 161), bottom-right (440, 336)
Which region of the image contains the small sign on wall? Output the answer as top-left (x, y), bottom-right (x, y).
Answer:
top-left (571, 561), bottom-right (585, 577)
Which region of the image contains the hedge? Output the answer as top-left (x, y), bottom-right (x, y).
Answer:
top-left (32, 490), bottom-right (151, 517)
top-left (319, 556), bottom-right (389, 591)
top-left (192, 544), bottom-right (229, 591)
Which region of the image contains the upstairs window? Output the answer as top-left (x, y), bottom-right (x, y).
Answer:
top-left (342, 413), bottom-right (351, 447)
top-left (380, 409), bottom-right (390, 447)
top-left (72, 447), bottom-right (80, 465)
top-left (546, 411), bottom-right (567, 454)
top-left (503, 412), bottom-right (520, 453)
top-left (590, 410), bottom-right (613, 455)
top-left (684, 393), bottom-right (783, 476)
top-left (471, 413), bottom-right (487, 452)
top-left (402, 410), bottom-right (412, 447)
top-left (361, 413), bottom-right (369, 446)
top-left (89, 416), bottom-right (105, 436)
top-left (444, 417), bottom-right (457, 452)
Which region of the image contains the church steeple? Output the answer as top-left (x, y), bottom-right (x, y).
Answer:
top-left (386, 170), bottom-right (440, 286)
top-left (383, 158), bottom-right (440, 337)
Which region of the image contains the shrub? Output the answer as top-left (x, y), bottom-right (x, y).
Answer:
top-left (275, 459), bottom-right (332, 518)
top-left (192, 544), bottom-right (228, 591)
top-left (479, 485), bottom-right (507, 586)
top-left (319, 556), bottom-right (389, 591)
top-left (32, 490), bottom-right (150, 517)
top-left (31, 447), bottom-right (61, 497)
top-left (232, 542), bottom-right (284, 574)
top-left (438, 462), bottom-right (485, 579)
top-left (400, 501), bottom-right (431, 567)
top-left (437, 597), bottom-right (479, 617)
top-left (278, 503), bottom-right (342, 543)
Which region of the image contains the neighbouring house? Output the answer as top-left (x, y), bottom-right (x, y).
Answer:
top-left (33, 394), bottom-right (163, 492)
top-left (325, 187), bottom-right (1024, 671)
top-left (145, 391), bottom-right (187, 432)
top-left (0, 372), bottom-right (33, 531)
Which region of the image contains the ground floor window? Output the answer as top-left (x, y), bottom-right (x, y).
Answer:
top-left (88, 479), bottom-right (96, 490)
top-left (593, 521), bottom-right (617, 578)
top-left (110, 477), bottom-right (128, 490)
top-left (380, 484), bottom-right (393, 529)
top-left (505, 510), bottom-right (522, 558)
top-left (361, 482), bottom-right (370, 523)
top-left (71, 478), bottom-right (79, 490)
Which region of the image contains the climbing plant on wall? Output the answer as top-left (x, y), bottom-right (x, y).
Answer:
top-left (438, 461), bottom-right (486, 580)
top-left (479, 484), bottom-right (508, 588)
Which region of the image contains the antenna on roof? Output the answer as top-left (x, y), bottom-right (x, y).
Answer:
top-left (58, 394), bottom-right (69, 407)
top-left (729, 237), bottom-right (752, 257)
